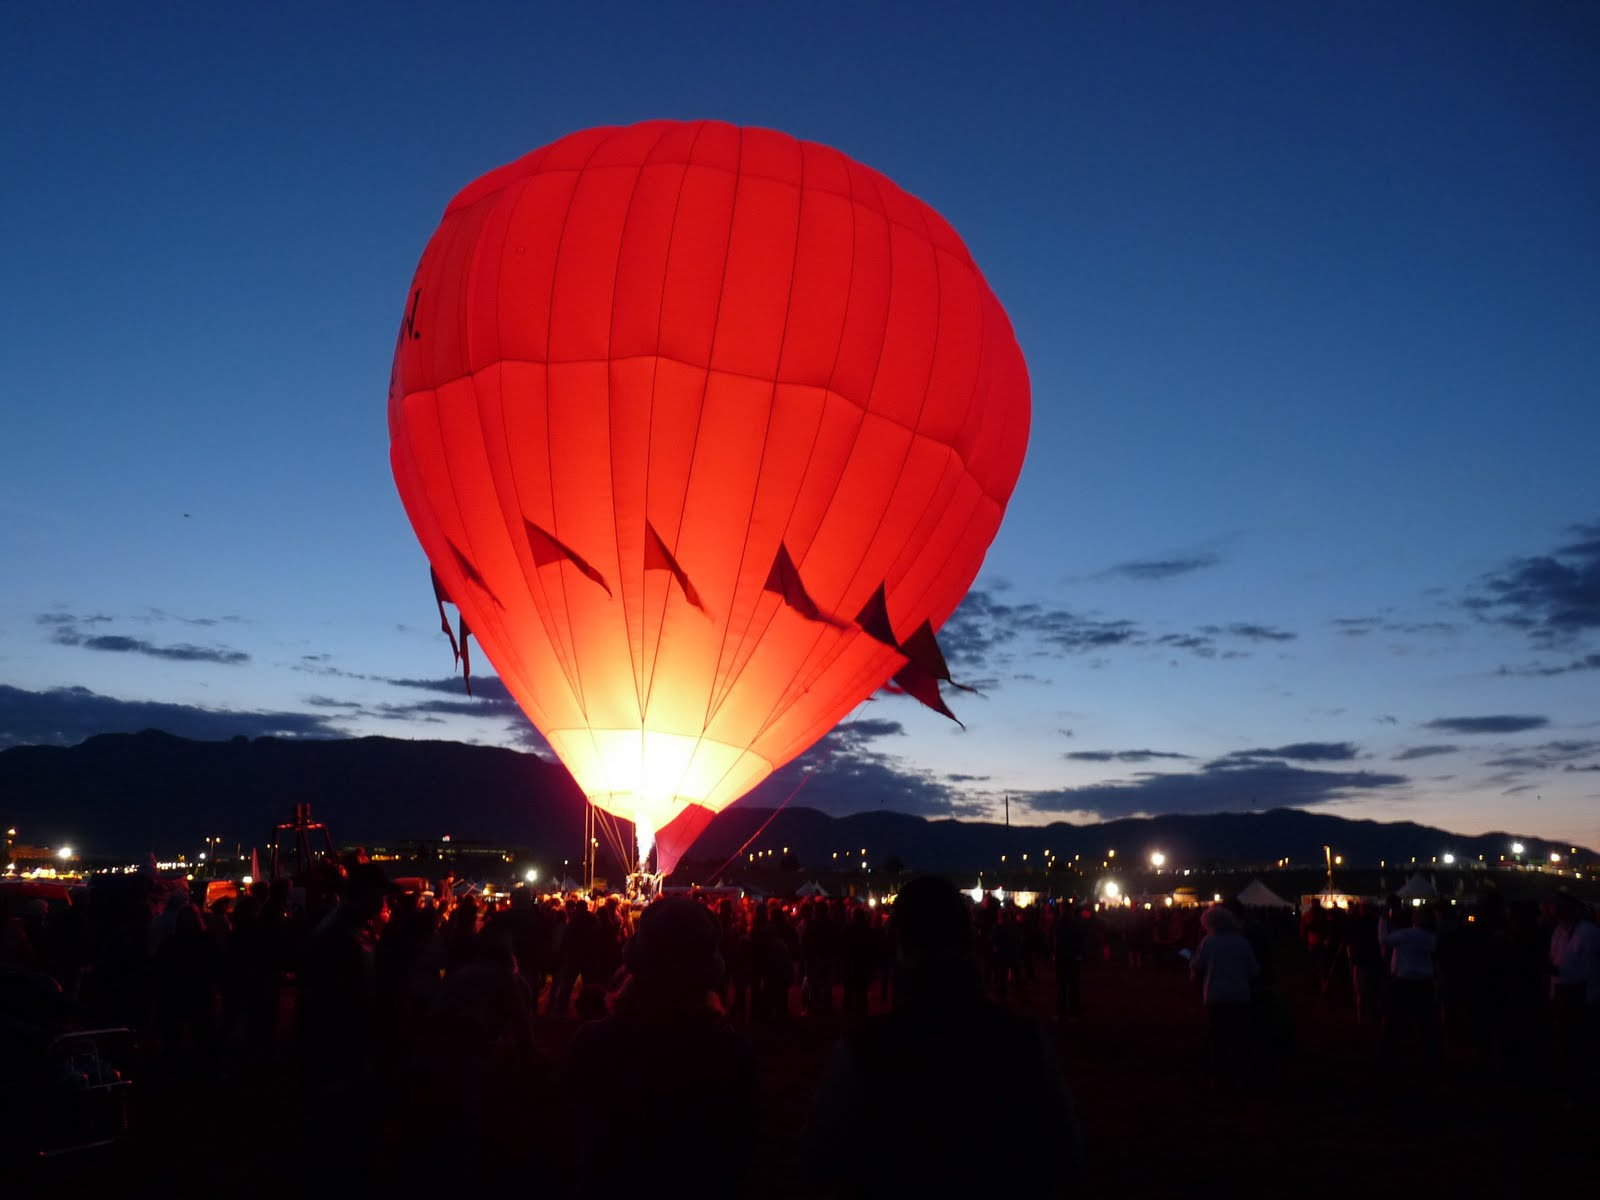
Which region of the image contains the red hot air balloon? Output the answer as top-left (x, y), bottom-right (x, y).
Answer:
top-left (389, 121), bottom-right (1029, 878)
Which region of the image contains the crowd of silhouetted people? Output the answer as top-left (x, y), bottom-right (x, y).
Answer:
top-left (3, 859), bottom-right (1597, 1194)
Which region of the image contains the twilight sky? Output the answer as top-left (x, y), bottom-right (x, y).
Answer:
top-left (3, 2), bottom-right (1597, 849)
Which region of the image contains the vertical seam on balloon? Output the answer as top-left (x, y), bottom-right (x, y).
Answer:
top-left (465, 188), bottom-right (586, 712)
top-left (632, 121), bottom-right (710, 834)
top-left (537, 131), bottom-right (618, 735)
top-left (834, 175), bottom-right (944, 620)
top-left (486, 178), bottom-right (587, 707)
top-left (873, 256), bottom-right (992, 626)
top-left (711, 145), bottom-right (863, 750)
top-left (743, 167), bottom-right (904, 748)
top-left (702, 137), bottom-right (809, 730)
top-left (639, 124), bottom-right (742, 806)
top-left (603, 122), bottom-right (680, 726)
top-left (417, 210), bottom-right (545, 712)
top-left (660, 121), bottom-right (747, 808)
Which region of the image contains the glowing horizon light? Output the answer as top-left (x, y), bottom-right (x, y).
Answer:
top-left (1512, 842), bottom-right (1525, 855)
top-left (57, 846), bottom-right (73, 860)
top-left (1442, 853), bottom-right (1455, 865)
top-left (1150, 851), bottom-right (1166, 869)
top-left (1102, 881), bottom-right (1121, 900)
top-left (1549, 852), bottom-right (1561, 863)
top-left (524, 868), bottom-right (539, 884)
top-left (242, 875), bottom-right (253, 886)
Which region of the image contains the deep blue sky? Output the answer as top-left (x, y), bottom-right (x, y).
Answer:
top-left (4, 2), bottom-right (1598, 852)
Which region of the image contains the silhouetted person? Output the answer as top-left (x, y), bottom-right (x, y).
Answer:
top-left (1191, 905), bottom-right (1259, 1084)
top-left (567, 898), bottom-right (757, 1199)
top-left (1380, 902), bottom-right (1439, 1069)
top-left (801, 876), bottom-right (1081, 1198)
top-left (297, 864), bottom-right (389, 1184)
top-left (152, 903), bottom-right (220, 1075)
top-left (1549, 891), bottom-right (1599, 1091)
top-left (1052, 901), bottom-right (1087, 1020)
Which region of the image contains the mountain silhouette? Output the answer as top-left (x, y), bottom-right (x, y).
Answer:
top-left (0, 730), bottom-right (1586, 872)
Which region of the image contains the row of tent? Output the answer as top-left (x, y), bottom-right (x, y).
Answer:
top-left (1236, 872), bottom-right (1440, 910)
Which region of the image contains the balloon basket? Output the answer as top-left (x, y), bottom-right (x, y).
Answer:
top-left (626, 871), bottom-right (662, 904)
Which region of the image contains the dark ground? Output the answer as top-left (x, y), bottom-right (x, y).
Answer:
top-left (16, 941), bottom-right (1592, 1198)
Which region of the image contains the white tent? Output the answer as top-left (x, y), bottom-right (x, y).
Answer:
top-left (1235, 879), bottom-right (1294, 909)
top-left (1396, 873), bottom-right (1437, 899)
top-left (796, 880), bottom-right (830, 898)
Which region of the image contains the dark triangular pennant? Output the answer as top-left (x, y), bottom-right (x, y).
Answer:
top-left (525, 519), bottom-right (613, 597)
top-left (458, 616), bottom-right (473, 698)
top-left (763, 543), bottom-right (847, 628)
top-left (900, 619), bottom-right (980, 693)
top-left (430, 566), bottom-right (462, 666)
top-left (891, 661), bottom-right (964, 728)
top-left (854, 583), bottom-right (898, 649)
top-left (446, 540), bottom-right (504, 609)
top-left (645, 521), bottom-right (707, 613)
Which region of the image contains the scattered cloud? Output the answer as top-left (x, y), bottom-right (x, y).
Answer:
top-left (747, 722), bottom-right (984, 819)
top-left (1334, 614), bottom-right (1458, 639)
top-left (1066, 749), bottom-right (1193, 763)
top-left (1394, 744), bottom-right (1458, 761)
top-left (1203, 623), bottom-right (1296, 643)
top-left (372, 674), bottom-right (523, 722)
top-left (1097, 554), bottom-right (1220, 582)
top-left (41, 614), bottom-right (249, 665)
top-left (1225, 742), bottom-right (1359, 763)
top-left (1424, 715), bottom-right (1549, 735)
top-left (1020, 758), bottom-right (1407, 821)
top-left (1466, 520), bottom-right (1600, 646)
top-left (386, 675), bottom-right (514, 703)
top-left (940, 587), bottom-right (1295, 673)
top-left (1483, 740), bottom-right (1600, 771)
top-left (1496, 653), bottom-right (1600, 678)
top-left (0, 684), bottom-right (341, 750)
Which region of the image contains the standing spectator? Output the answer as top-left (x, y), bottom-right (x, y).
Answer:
top-left (801, 876), bottom-right (1080, 1198)
top-left (1053, 900), bottom-right (1087, 1021)
top-left (1548, 891), bottom-right (1600, 1087)
top-left (568, 898), bottom-right (757, 1199)
top-left (1379, 902), bottom-right (1440, 1069)
top-left (1189, 905), bottom-right (1259, 1084)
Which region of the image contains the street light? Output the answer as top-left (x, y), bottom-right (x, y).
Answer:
top-left (57, 846), bottom-right (73, 860)
top-left (1512, 842), bottom-right (1525, 855)
top-left (1150, 851), bottom-right (1166, 870)
top-left (1442, 853), bottom-right (1455, 866)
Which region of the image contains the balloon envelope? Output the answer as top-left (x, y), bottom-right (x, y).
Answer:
top-left (389, 120), bottom-right (1029, 874)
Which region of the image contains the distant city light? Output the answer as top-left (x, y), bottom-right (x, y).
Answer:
top-left (1102, 881), bottom-right (1121, 900)
top-left (524, 868), bottom-right (539, 883)
top-left (242, 875), bottom-right (253, 886)
top-left (1512, 842), bottom-right (1525, 855)
top-left (1150, 851), bottom-right (1166, 869)
top-left (1549, 852), bottom-right (1561, 863)
top-left (1442, 853), bottom-right (1455, 865)
top-left (57, 846), bottom-right (73, 860)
